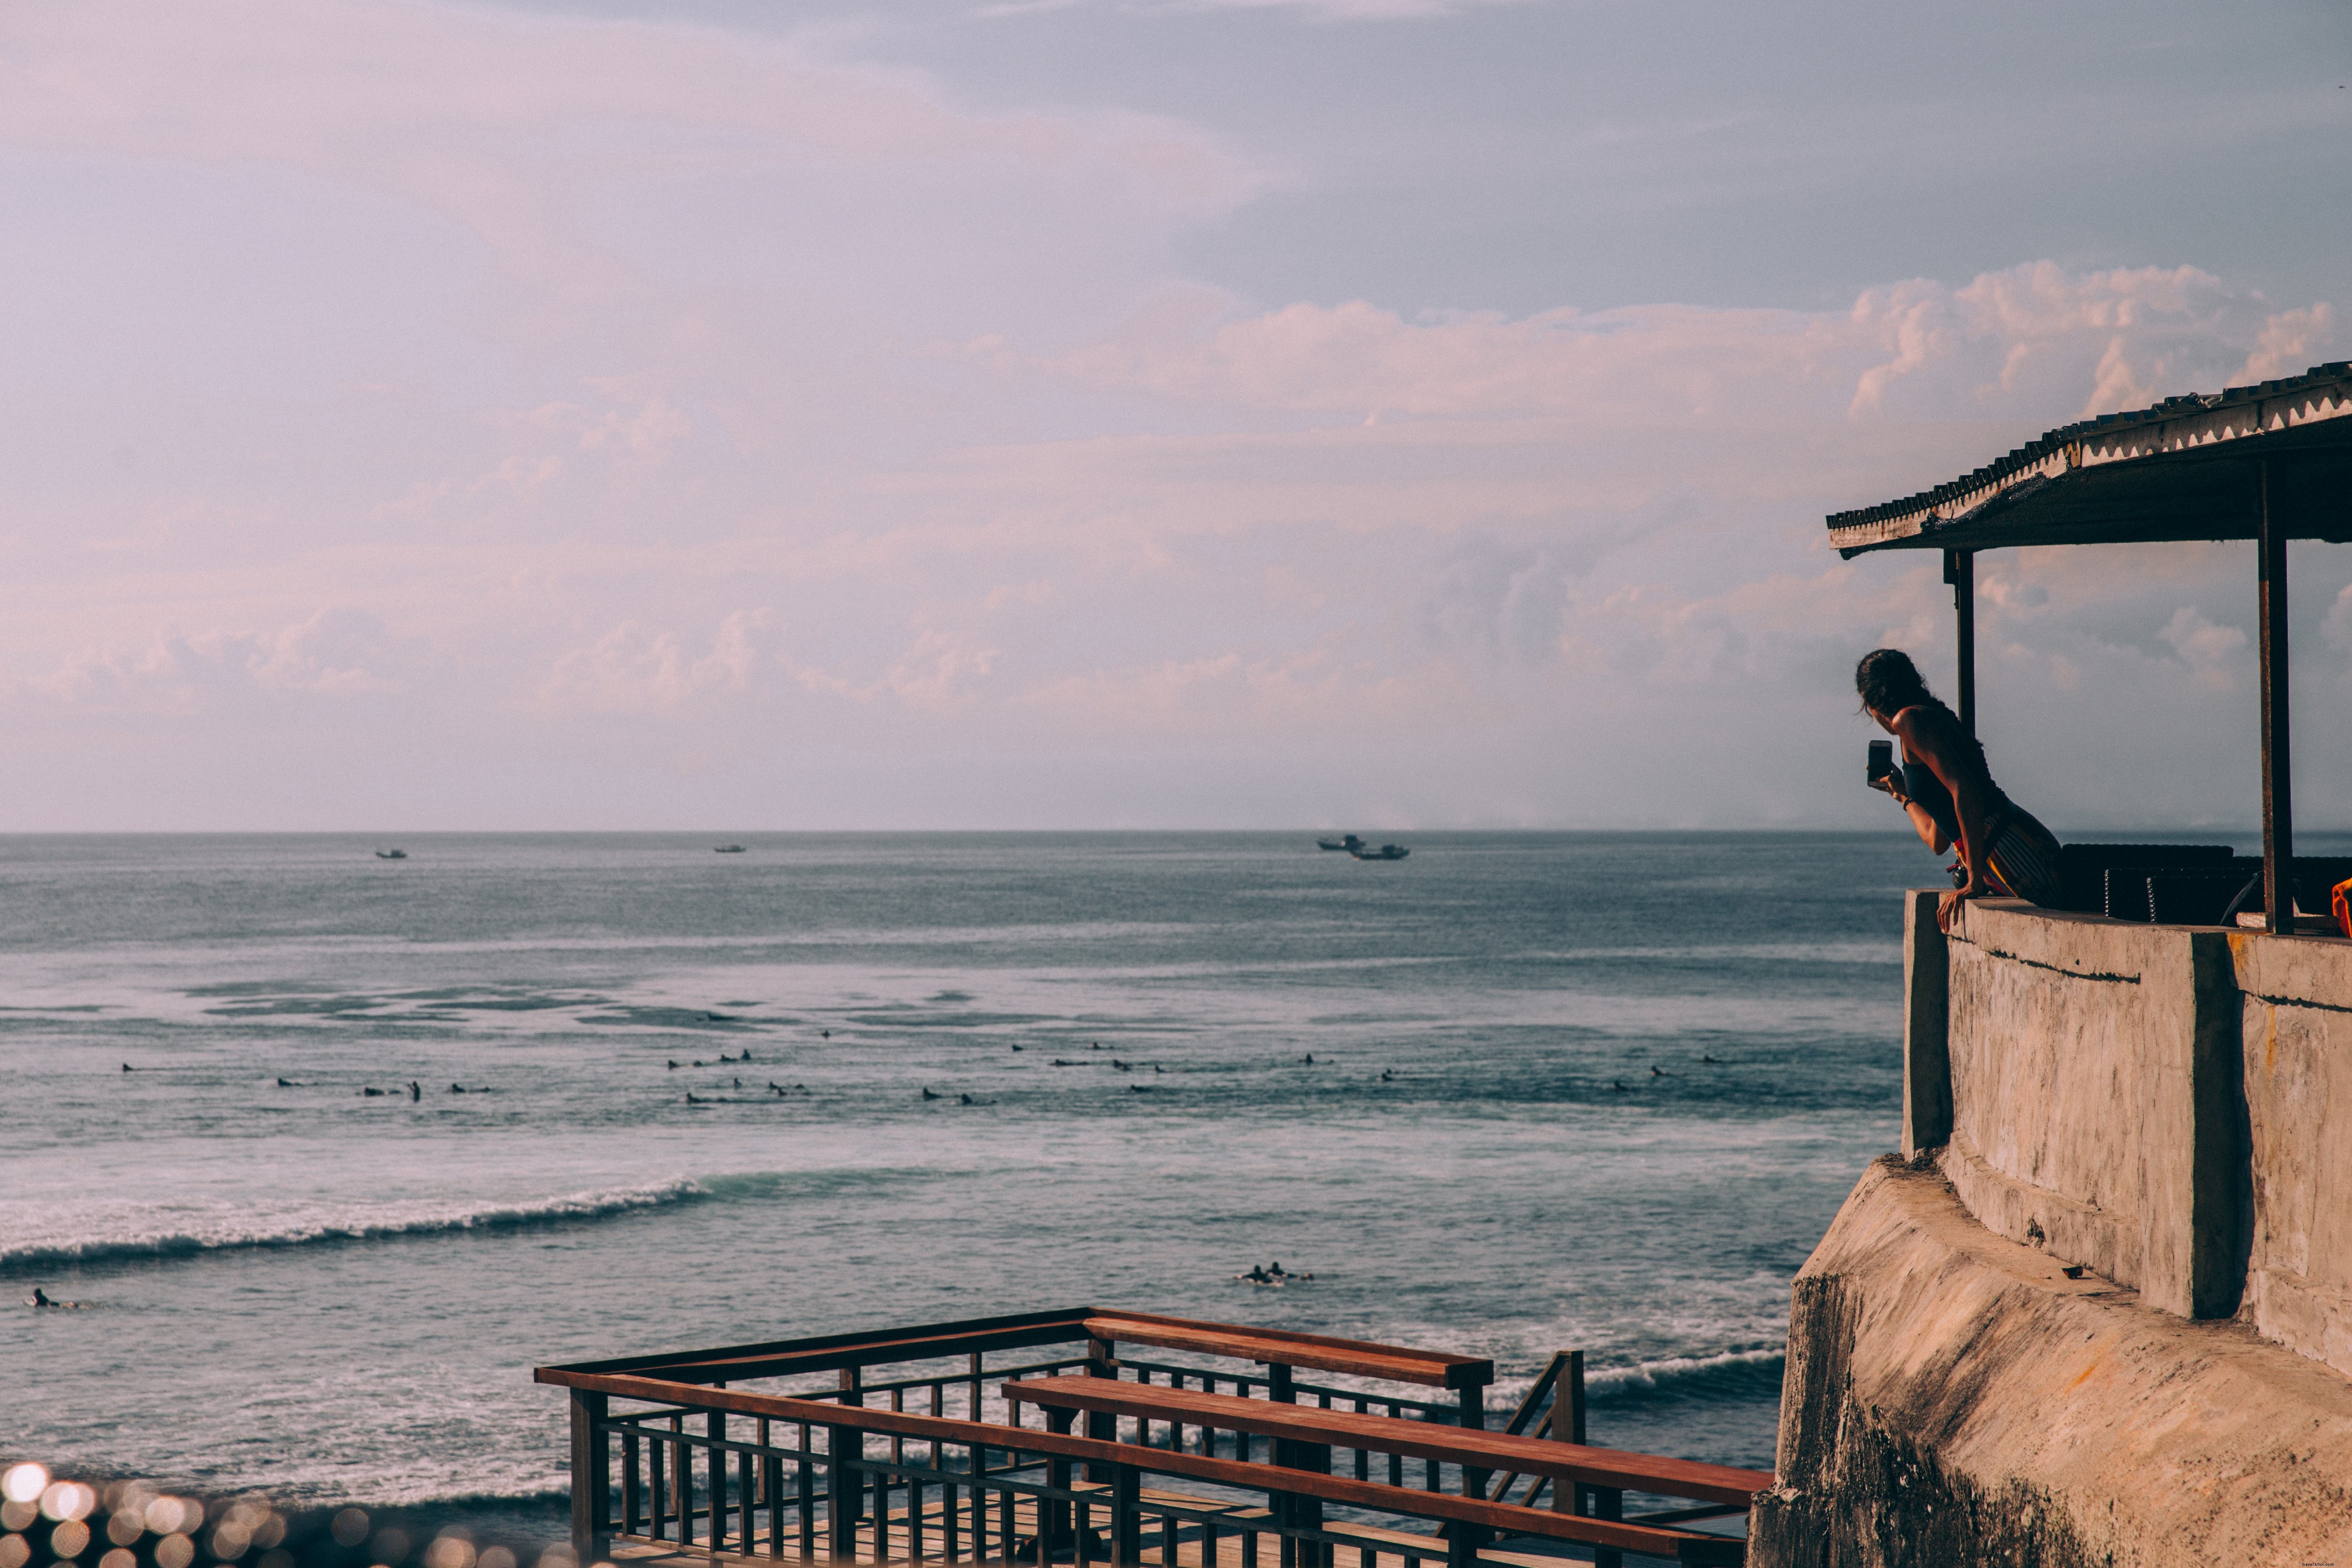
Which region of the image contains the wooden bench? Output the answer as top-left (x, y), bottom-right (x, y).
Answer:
top-left (1003, 1375), bottom-right (1766, 1564)
top-left (1081, 1313), bottom-right (1494, 1395)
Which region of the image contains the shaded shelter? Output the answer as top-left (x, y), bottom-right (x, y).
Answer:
top-left (1828, 362), bottom-right (2352, 934)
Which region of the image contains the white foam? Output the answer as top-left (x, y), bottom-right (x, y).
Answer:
top-left (0, 1179), bottom-right (703, 1269)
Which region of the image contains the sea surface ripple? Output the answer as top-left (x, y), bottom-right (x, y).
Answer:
top-left (1, 831), bottom-right (1917, 1511)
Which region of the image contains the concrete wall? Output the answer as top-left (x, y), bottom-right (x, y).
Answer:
top-left (1752, 1160), bottom-right (2352, 1568)
top-left (2233, 932), bottom-right (2352, 1376)
top-left (1908, 889), bottom-right (2352, 1366)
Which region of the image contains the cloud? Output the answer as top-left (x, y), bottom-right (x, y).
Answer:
top-left (538, 610), bottom-right (776, 715)
top-left (2157, 606), bottom-right (2248, 690)
top-left (0, 0), bottom-right (2343, 828)
top-left (20, 609), bottom-right (418, 714)
top-left (999, 263), bottom-right (2335, 434)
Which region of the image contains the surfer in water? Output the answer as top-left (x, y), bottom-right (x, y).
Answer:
top-left (1241, 1261), bottom-right (1314, 1284)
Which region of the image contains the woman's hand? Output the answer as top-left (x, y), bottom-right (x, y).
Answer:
top-left (1937, 885), bottom-right (1989, 933)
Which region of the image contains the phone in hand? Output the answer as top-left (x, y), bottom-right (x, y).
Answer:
top-left (1867, 740), bottom-right (1895, 785)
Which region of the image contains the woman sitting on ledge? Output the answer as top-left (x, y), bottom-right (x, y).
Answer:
top-left (1858, 647), bottom-right (2061, 932)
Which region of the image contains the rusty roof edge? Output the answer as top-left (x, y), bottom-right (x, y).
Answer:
top-left (1826, 360), bottom-right (2352, 546)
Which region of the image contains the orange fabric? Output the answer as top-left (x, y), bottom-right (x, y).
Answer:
top-left (2334, 877), bottom-right (2352, 940)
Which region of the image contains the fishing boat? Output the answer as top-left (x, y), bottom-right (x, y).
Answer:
top-left (1316, 834), bottom-right (1366, 853)
top-left (713, 844), bottom-right (747, 854)
top-left (1349, 844), bottom-right (1409, 861)
top-left (375, 849), bottom-right (407, 860)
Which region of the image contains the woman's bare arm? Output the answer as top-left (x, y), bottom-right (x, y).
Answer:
top-left (1878, 775), bottom-right (1949, 854)
top-left (1892, 709), bottom-right (1993, 928)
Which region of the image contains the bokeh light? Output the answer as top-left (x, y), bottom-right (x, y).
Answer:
top-left (0, 1469), bottom-right (566, 1568)
top-left (143, 1501), bottom-right (200, 1538)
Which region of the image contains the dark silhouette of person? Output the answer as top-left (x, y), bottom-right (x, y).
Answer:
top-left (1859, 647), bottom-right (2061, 931)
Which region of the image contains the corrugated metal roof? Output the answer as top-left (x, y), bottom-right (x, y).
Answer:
top-left (1827, 361), bottom-right (2352, 558)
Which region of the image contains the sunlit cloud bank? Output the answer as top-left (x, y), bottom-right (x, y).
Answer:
top-left (0, 0), bottom-right (2341, 829)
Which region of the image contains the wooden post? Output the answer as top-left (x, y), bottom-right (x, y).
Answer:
top-left (1454, 1384), bottom-right (1487, 1562)
top-left (2260, 461), bottom-right (2295, 936)
top-left (1044, 1405), bottom-right (1077, 1556)
top-left (1110, 1464), bottom-right (1141, 1567)
top-left (1945, 549), bottom-right (1976, 737)
top-left (707, 1408), bottom-right (728, 1553)
top-left (1261, 1365), bottom-right (1318, 1568)
top-left (1085, 1335), bottom-right (1118, 1481)
top-left (570, 1390), bottom-right (610, 1567)
top-left (1544, 1356), bottom-right (1611, 1568)
top-left (829, 1367), bottom-right (863, 1558)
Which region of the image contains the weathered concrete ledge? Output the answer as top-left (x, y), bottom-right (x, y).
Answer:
top-left (1751, 1159), bottom-right (2352, 1567)
top-left (2233, 929), bottom-right (2352, 1377)
top-left (1904, 889), bottom-right (2352, 1368)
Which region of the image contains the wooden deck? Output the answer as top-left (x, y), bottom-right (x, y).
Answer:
top-left (544, 1310), bottom-right (1760, 1567)
top-left (601, 1483), bottom-right (1641, 1568)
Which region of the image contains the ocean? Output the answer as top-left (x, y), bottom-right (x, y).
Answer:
top-left (1, 831), bottom-right (1919, 1539)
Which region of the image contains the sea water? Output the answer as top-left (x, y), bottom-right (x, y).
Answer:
top-left (0, 832), bottom-right (1919, 1526)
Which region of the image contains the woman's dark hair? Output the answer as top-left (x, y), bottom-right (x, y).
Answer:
top-left (1854, 647), bottom-right (1937, 717)
top-left (1857, 647), bottom-right (1990, 782)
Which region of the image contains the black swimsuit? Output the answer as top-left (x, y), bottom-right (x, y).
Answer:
top-left (1897, 714), bottom-right (2062, 906)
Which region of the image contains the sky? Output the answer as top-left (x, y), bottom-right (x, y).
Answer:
top-left (1, 0), bottom-right (2348, 831)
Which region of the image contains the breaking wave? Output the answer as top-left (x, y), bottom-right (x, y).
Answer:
top-left (0, 1179), bottom-right (705, 1271)
top-left (1584, 1348), bottom-right (1786, 1407)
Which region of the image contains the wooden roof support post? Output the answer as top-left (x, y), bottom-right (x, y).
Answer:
top-left (2259, 461), bottom-right (2294, 936)
top-left (1944, 549), bottom-right (1976, 737)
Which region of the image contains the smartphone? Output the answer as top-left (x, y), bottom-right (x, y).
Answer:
top-left (1867, 740), bottom-right (1894, 782)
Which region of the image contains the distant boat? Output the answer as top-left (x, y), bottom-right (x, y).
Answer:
top-left (1350, 844), bottom-right (1409, 861)
top-left (1317, 834), bottom-right (1366, 853)
top-left (375, 849), bottom-right (407, 860)
top-left (713, 844), bottom-right (747, 854)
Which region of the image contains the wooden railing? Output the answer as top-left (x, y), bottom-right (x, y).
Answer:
top-left (535, 1310), bottom-right (1761, 1568)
